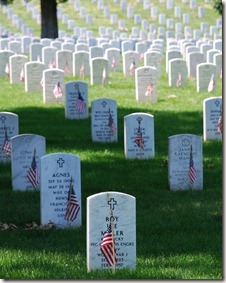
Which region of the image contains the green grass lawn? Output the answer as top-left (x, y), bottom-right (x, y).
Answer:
top-left (0, 0), bottom-right (222, 280)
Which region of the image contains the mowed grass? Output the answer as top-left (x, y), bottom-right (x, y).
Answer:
top-left (0, 0), bottom-right (223, 280)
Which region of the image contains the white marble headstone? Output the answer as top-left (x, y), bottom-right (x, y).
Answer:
top-left (40, 153), bottom-right (81, 228)
top-left (0, 50), bottom-right (14, 77)
top-left (196, 63), bottom-right (216, 92)
top-left (9, 54), bottom-right (28, 84)
top-left (135, 67), bottom-right (158, 102)
top-left (73, 51), bottom-right (90, 78)
top-left (90, 58), bottom-right (108, 85)
top-left (43, 69), bottom-right (65, 103)
top-left (87, 191), bottom-right (136, 271)
top-left (91, 98), bottom-right (118, 142)
top-left (168, 134), bottom-right (203, 191)
top-left (11, 134), bottom-right (46, 191)
top-left (65, 81), bottom-right (88, 119)
top-left (203, 97), bottom-right (222, 141)
top-left (0, 112), bottom-right (19, 163)
top-left (124, 113), bottom-right (155, 159)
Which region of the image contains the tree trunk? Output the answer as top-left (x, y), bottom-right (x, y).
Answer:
top-left (41, 0), bottom-right (58, 39)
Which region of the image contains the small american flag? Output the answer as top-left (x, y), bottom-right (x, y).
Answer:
top-left (2, 126), bottom-right (11, 156)
top-left (40, 77), bottom-right (43, 87)
top-left (129, 60), bottom-right (136, 75)
top-left (75, 89), bottom-right (86, 113)
top-left (100, 223), bottom-right (117, 267)
top-left (64, 61), bottom-right (70, 74)
top-left (48, 59), bottom-right (56, 68)
top-left (189, 145), bottom-right (196, 185)
top-left (64, 177), bottom-right (80, 222)
top-left (53, 81), bottom-right (63, 98)
top-left (135, 122), bottom-right (144, 148)
top-left (208, 74), bottom-right (215, 93)
top-left (5, 63), bottom-right (10, 77)
top-left (217, 111), bottom-right (222, 133)
top-left (80, 62), bottom-right (85, 79)
top-left (27, 148), bottom-right (39, 189)
top-left (139, 53), bottom-right (144, 61)
top-left (176, 72), bottom-right (181, 88)
top-left (20, 67), bottom-right (25, 82)
top-left (145, 84), bottom-right (154, 96)
top-left (108, 109), bottom-right (116, 134)
top-left (102, 68), bottom-right (106, 85)
top-left (111, 57), bottom-right (116, 70)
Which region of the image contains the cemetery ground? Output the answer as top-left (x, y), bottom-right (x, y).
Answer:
top-left (0, 67), bottom-right (222, 279)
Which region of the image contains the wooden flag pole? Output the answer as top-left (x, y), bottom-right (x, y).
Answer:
top-left (110, 209), bottom-right (116, 273)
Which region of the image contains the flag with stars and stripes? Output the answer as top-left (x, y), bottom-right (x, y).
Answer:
top-left (111, 56), bottom-right (116, 70)
top-left (53, 81), bottom-right (63, 98)
top-left (102, 68), bottom-right (106, 85)
top-left (176, 72), bottom-right (181, 88)
top-left (2, 126), bottom-right (11, 156)
top-left (217, 111), bottom-right (222, 133)
top-left (100, 223), bottom-right (117, 267)
top-left (145, 84), bottom-right (154, 96)
top-left (108, 109), bottom-right (116, 134)
top-left (80, 62), bottom-right (85, 79)
top-left (75, 89), bottom-right (86, 113)
top-left (20, 67), bottom-right (25, 82)
top-left (64, 178), bottom-right (80, 222)
top-left (5, 63), bottom-right (10, 77)
top-left (129, 60), bottom-right (136, 75)
top-left (189, 145), bottom-right (196, 185)
top-left (135, 122), bottom-right (144, 148)
top-left (27, 148), bottom-right (39, 189)
top-left (208, 74), bottom-right (215, 93)
top-left (48, 59), bottom-right (56, 68)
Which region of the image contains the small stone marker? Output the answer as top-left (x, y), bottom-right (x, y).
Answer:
top-left (124, 113), bottom-right (155, 159)
top-left (90, 58), bottom-right (108, 85)
top-left (65, 81), bottom-right (88, 119)
top-left (11, 134), bottom-right (46, 191)
top-left (168, 134), bottom-right (203, 191)
top-left (43, 69), bottom-right (65, 103)
top-left (196, 63), bottom-right (216, 92)
top-left (91, 98), bottom-right (118, 142)
top-left (203, 97), bottom-right (222, 141)
top-left (87, 191), bottom-right (136, 270)
top-left (40, 153), bottom-right (82, 228)
top-left (135, 67), bottom-right (158, 102)
top-left (25, 61), bottom-right (46, 93)
top-left (0, 112), bottom-right (19, 163)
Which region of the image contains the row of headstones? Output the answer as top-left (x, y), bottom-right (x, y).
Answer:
top-left (1, 47), bottom-right (221, 100)
top-left (1, 2), bottom-right (222, 42)
top-left (0, 95), bottom-right (222, 184)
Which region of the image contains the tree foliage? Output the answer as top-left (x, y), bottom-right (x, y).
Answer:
top-left (213, 0), bottom-right (223, 15)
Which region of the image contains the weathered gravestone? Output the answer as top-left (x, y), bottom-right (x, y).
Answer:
top-left (168, 134), bottom-right (203, 191)
top-left (144, 51), bottom-right (162, 77)
top-left (168, 58), bottom-right (187, 87)
top-left (90, 58), bottom-right (108, 85)
top-left (0, 112), bottom-right (19, 163)
top-left (135, 67), bottom-right (158, 102)
top-left (29, 42), bottom-right (44, 61)
top-left (11, 134), bottom-right (46, 191)
top-left (40, 153), bottom-right (82, 228)
top-left (124, 113), bottom-right (155, 159)
top-left (9, 54), bottom-right (28, 84)
top-left (56, 50), bottom-right (73, 76)
top-left (43, 69), bottom-right (65, 103)
top-left (0, 50), bottom-right (14, 77)
top-left (25, 61), bottom-right (46, 93)
top-left (203, 97), bottom-right (222, 141)
top-left (123, 51), bottom-right (139, 77)
top-left (65, 81), bottom-right (88, 119)
top-left (91, 98), bottom-right (118, 142)
top-left (196, 63), bottom-right (216, 92)
top-left (187, 52), bottom-right (205, 78)
top-left (73, 51), bottom-right (90, 78)
top-left (87, 191), bottom-right (136, 270)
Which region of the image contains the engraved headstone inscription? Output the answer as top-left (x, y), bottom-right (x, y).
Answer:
top-left (87, 191), bottom-right (136, 271)
top-left (40, 153), bottom-right (82, 228)
top-left (168, 134), bottom-right (203, 191)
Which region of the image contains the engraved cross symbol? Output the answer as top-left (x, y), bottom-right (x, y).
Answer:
top-left (108, 198), bottom-right (117, 210)
top-left (102, 101), bottom-right (107, 108)
top-left (0, 116), bottom-right (6, 124)
top-left (57, 158), bottom-right (65, 168)
top-left (215, 100), bottom-right (220, 107)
